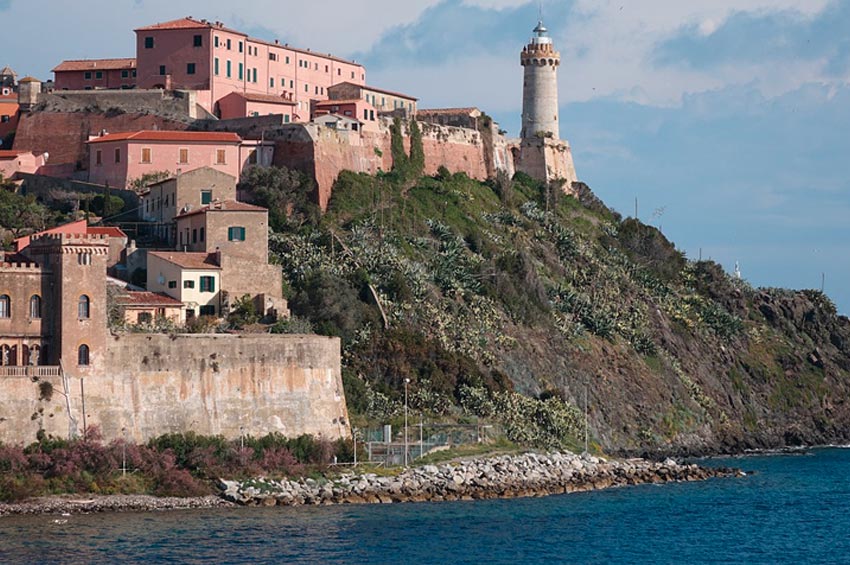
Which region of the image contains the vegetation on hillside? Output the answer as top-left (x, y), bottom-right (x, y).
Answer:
top-left (252, 124), bottom-right (850, 455)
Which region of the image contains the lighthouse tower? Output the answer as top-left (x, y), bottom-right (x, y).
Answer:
top-left (516, 21), bottom-right (577, 187)
top-left (521, 21), bottom-right (560, 139)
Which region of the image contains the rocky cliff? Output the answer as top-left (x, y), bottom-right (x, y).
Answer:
top-left (268, 169), bottom-right (850, 456)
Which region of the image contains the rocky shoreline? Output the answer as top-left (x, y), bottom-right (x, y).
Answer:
top-left (0, 495), bottom-right (233, 517)
top-left (0, 451), bottom-right (743, 516)
top-left (220, 451), bottom-right (743, 507)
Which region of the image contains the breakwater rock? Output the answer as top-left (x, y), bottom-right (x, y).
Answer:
top-left (219, 452), bottom-right (743, 507)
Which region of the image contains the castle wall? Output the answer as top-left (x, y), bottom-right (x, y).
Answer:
top-left (515, 138), bottom-right (577, 187)
top-left (0, 334), bottom-right (348, 444)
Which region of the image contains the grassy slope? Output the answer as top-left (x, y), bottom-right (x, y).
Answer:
top-left (271, 170), bottom-right (850, 455)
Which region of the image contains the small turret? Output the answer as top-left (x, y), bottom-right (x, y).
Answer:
top-left (17, 76), bottom-right (41, 112)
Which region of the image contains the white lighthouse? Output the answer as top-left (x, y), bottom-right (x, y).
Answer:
top-left (516, 20), bottom-right (577, 187)
top-left (521, 21), bottom-right (560, 139)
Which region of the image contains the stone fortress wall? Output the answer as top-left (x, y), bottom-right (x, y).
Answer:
top-left (0, 334), bottom-right (348, 444)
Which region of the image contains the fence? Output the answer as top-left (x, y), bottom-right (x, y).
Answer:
top-left (356, 422), bottom-right (500, 466)
top-left (0, 365), bottom-right (62, 379)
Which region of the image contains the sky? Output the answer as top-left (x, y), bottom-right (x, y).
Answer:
top-left (1, 0), bottom-right (848, 313)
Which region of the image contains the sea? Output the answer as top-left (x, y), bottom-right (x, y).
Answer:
top-left (1, 448), bottom-right (849, 564)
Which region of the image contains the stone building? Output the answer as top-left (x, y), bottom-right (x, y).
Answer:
top-left (147, 200), bottom-right (287, 320)
top-left (140, 166), bottom-right (237, 227)
top-left (327, 82), bottom-right (417, 117)
top-left (514, 21), bottom-right (577, 187)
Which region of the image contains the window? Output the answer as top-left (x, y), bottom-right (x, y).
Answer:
top-left (193, 34), bottom-right (203, 47)
top-left (138, 312), bottom-right (152, 324)
top-left (186, 309), bottom-right (195, 320)
top-left (201, 190), bottom-right (212, 205)
top-left (133, 70), bottom-right (137, 77)
top-left (187, 63), bottom-right (196, 75)
top-left (121, 70), bottom-right (129, 78)
top-left (200, 227), bottom-right (205, 242)
top-left (179, 148), bottom-right (189, 164)
top-left (95, 150), bottom-right (102, 166)
top-left (95, 71), bottom-right (103, 80)
top-left (183, 280), bottom-right (195, 289)
top-left (214, 58), bottom-right (219, 75)
top-left (248, 150), bottom-right (257, 165)
top-left (200, 276), bottom-right (216, 293)
top-left (192, 229), bottom-right (197, 244)
top-left (351, 71), bottom-right (355, 79)
top-left (252, 68), bottom-right (257, 83)
top-left (159, 65), bottom-right (166, 76)
top-left (200, 305), bottom-right (216, 317)
top-left (78, 344), bottom-right (90, 366)
top-left (238, 63), bottom-right (243, 81)
top-left (141, 147), bottom-right (152, 164)
top-left (269, 53), bottom-right (277, 61)
top-left (325, 65), bottom-right (329, 73)
top-left (114, 148), bottom-right (121, 163)
top-left (78, 295), bottom-right (90, 319)
top-left (226, 60), bottom-right (231, 78)
top-left (84, 71), bottom-right (92, 80)
top-left (215, 150), bottom-right (226, 165)
top-left (214, 36), bottom-right (219, 48)
top-left (304, 84), bottom-right (308, 93)
top-left (144, 36), bottom-right (154, 49)
top-left (290, 79), bottom-right (294, 88)
top-left (239, 41), bottom-right (243, 53)
top-left (228, 226), bottom-right (246, 241)
top-left (0, 295), bottom-right (9, 318)
top-left (338, 68), bottom-right (341, 76)
top-left (78, 253), bottom-right (92, 265)
top-left (270, 77), bottom-right (274, 88)
top-left (168, 280), bottom-right (177, 289)
top-left (226, 38), bottom-right (231, 50)
top-left (285, 56), bottom-right (290, 64)
top-left (284, 114), bottom-right (290, 123)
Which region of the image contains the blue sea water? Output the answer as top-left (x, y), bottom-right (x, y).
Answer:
top-left (2, 448), bottom-right (850, 564)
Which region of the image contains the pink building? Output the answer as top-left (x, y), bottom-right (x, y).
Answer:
top-left (0, 150), bottom-right (47, 179)
top-left (218, 91), bottom-right (296, 121)
top-left (52, 58), bottom-right (137, 90)
top-left (133, 17), bottom-right (366, 119)
top-left (86, 130), bottom-right (244, 188)
top-left (0, 94), bottom-right (18, 141)
top-left (314, 98), bottom-right (380, 131)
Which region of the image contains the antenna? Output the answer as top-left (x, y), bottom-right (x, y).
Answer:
top-left (538, 0), bottom-right (544, 22)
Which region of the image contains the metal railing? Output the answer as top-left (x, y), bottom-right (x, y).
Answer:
top-left (0, 365), bottom-right (62, 378)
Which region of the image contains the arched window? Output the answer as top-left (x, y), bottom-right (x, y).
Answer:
top-left (78, 344), bottom-right (90, 366)
top-left (0, 344), bottom-right (11, 366)
top-left (0, 295), bottom-right (10, 318)
top-left (29, 295), bottom-right (41, 319)
top-left (78, 295), bottom-right (90, 319)
top-left (28, 345), bottom-right (40, 366)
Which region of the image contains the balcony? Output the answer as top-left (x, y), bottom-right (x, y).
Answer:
top-left (0, 366), bottom-right (62, 378)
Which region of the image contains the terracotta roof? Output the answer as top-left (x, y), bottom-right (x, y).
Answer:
top-left (315, 99), bottom-right (369, 106)
top-left (0, 150), bottom-right (27, 159)
top-left (135, 17), bottom-right (245, 35)
top-left (175, 199), bottom-right (267, 219)
top-left (118, 291), bottom-right (184, 307)
top-left (88, 226), bottom-right (128, 238)
top-left (52, 58), bottom-right (136, 73)
top-left (235, 92), bottom-right (297, 105)
top-left (418, 107), bottom-right (481, 116)
top-left (148, 251), bottom-right (221, 270)
top-left (329, 82), bottom-right (418, 101)
top-left (248, 38), bottom-right (364, 68)
top-left (87, 130), bottom-right (241, 144)
top-left (18, 77), bottom-right (40, 83)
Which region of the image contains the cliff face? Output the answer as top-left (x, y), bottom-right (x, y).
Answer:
top-left (270, 171), bottom-right (850, 455)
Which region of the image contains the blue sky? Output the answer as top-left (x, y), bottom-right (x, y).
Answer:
top-left (1, 0), bottom-right (848, 312)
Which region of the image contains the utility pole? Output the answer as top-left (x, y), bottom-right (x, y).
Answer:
top-left (404, 378), bottom-right (410, 467)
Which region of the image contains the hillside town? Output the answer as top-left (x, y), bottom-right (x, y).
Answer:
top-left (0, 16), bottom-right (577, 446)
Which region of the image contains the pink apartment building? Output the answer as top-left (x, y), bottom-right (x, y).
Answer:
top-left (0, 150), bottom-right (47, 179)
top-left (134, 17), bottom-right (366, 119)
top-left (86, 130), bottom-right (245, 188)
top-left (52, 59), bottom-right (137, 90)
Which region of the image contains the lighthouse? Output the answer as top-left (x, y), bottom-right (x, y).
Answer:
top-left (516, 20), bottom-right (577, 187)
top-left (521, 21), bottom-right (560, 139)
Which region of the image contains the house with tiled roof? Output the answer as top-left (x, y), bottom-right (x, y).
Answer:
top-left (14, 219), bottom-right (128, 274)
top-left (133, 16), bottom-right (366, 119)
top-left (327, 82), bottom-right (418, 117)
top-left (86, 129), bottom-right (247, 189)
top-left (146, 199), bottom-right (287, 321)
top-left (52, 58), bottom-right (137, 91)
top-left (114, 290), bottom-right (184, 325)
top-left (417, 107), bottom-right (482, 129)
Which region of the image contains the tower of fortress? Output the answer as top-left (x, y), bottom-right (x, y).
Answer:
top-left (521, 21), bottom-right (560, 139)
top-left (516, 20), bottom-right (578, 187)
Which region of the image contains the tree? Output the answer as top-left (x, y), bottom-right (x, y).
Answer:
top-left (408, 119), bottom-right (425, 177)
top-left (0, 188), bottom-right (58, 238)
top-left (237, 165), bottom-right (317, 231)
top-left (128, 171), bottom-right (171, 193)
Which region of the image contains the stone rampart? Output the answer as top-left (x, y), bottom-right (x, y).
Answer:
top-left (0, 333), bottom-right (348, 445)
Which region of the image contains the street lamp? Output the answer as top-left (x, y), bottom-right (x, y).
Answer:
top-left (404, 378), bottom-right (410, 467)
top-left (121, 427), bottom-right (127, 477)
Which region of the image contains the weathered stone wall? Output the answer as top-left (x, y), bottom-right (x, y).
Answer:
top-left (0, 334), bottom-right (348, 445)
top-left (271, 120), bottom-right (514, 210)
top-left (514, 138), bottom-right (577, 187)
top-left (19, 174), bottom-right (140, 212)
top-left (14, 112), bottom-right (189, 172)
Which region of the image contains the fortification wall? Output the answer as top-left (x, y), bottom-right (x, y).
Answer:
top-left (272, 120), bottom-right (510, 210)
top-left (13, 112), bottom-right (189, 172)
top-left (19, 173), bottom-right (140, 212)
top-left (0, 334), bottom-right (348, 445)
top-left (515, 138), bottom-right (577, 187)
